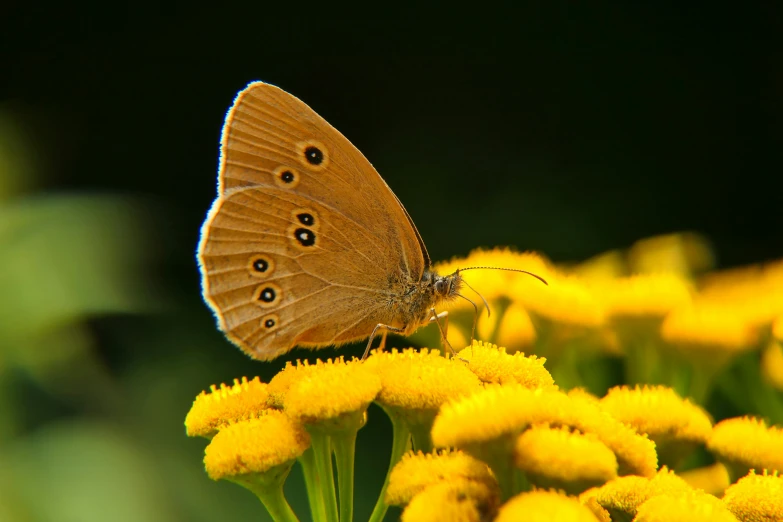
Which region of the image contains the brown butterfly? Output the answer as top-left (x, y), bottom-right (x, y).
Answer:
top-left (197, 82), bottom-right (543, 360)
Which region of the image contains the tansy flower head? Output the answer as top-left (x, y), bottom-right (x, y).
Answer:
top-left (698, 260), bottom-right (783, 326)
top-left (707, 417), bottom-right (783, 481)
top-left (590, 468), bottom-right (692, 520)
top-left (774, 315), bottom-right (783, 341)
top-left (634, 491), bottom-right (739, 522)
top-left (598, 273), bottom-right (693, 320)
top-left (203, 410), bottom-right (310, 483)
top-left (722, 470), bottom-right (783, 522)
top-left (661, 303), bottom-right (760, 355)
top-left (364, 348), bottom-right (481, 424)
top-left (476, 302), bottom-right (537, 351)
top-left (282, 357), bottom-right (380, 431)
top-left (599, 385), bottom-right (713, 468)
top-left (386, 450), bottom-right (498, 506)
top-left (267, 358), bottom-right (324, 407)
top-left (514, 425), bottom-right (618, 495)
top-left (495, 490), bottom-right (602, 522)
top-left (185, 376), bottom-right (269, 438)
top-left (457, 341), bottom-right (555, 388)
top-left (401, 480), bottom-right (499, 522)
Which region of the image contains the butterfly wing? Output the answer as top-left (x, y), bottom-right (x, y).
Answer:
top-left (198, 82), bottom-right (427, 360)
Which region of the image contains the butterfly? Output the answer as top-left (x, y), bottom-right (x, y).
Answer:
top-left (197, 81), bottom-right (543, 361)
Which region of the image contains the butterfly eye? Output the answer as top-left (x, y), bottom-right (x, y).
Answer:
top-left (434, 279), bottom-right (449, 294)
top-left (248, 254), bottom-right (275, 277)
top-left (297, 140), bottom-right (330, 171)
top-left (273, 166), bottom-right (300, 188)
top-left (254, 283), bottom-right (282, 308)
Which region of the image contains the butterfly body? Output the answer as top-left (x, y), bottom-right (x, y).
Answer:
top-left (198, 81), bottom-right (460, 360)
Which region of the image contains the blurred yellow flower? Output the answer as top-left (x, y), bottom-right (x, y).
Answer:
top-left (385, 450), bottom-right (497, 506)
top-left (520, 273), bottom-right (604, 328)
top-left (627, 232), bottom-right (715, 277)
top-left (514, 425), bottom-right (617, 494)
top-left (722, 470), bottom-right (783, 522)
top-left (661, 304), bottom-right (759, 354)
top-left (634, 491), bottom-right (738, 522)
top-left (599, 385), bottom-right (712, 468)
top-left (400, 480), bottom-right (499, 522)
top-left (476, 302), bottom-right (537, 351)
top-left (184, 376), bottom-right (269, 438)
top-left (203, 410), bottom-right (310, 482)
top-left (707, 416), bottom-right (783, 480)
top-left (495, 490), bottom-right (602, 522)
top-left (678, 462), bottom-right (730, 496)
top-left (598, 273), bottom-right (693, 320)
top-left (457, 341), bottom-right (554, 388)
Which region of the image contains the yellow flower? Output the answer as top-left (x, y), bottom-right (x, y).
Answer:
top-left (590, 468), bottom-right (692, 519)
top-left (698, 259), bottom-right (783, 326)
top-left (267, 359), bottom-right (322, 407)
top-left (722, 470), bottom-right (783, 522)
top-left (282, 357), bottom-right (380, 432)
top-left (707, 417), bottom-right (783, 480)
top-left (364, 348), bottom-right (481, 450)
top-left (385, 450), bottom-right (498, 506)
top-left (678, 462), bottom-right (730, 496)
top-left (185, 376), bottom-right (269, 438)
top-left (514, 425), bottom-right (617, 495)
top-left (203, 410), bottom-right (310, 482)
top-left (598, 273), bottom-right (693, 320)
top-left (627, 232), bottom-right (715, 277)
top-left (634, 491), bottom-right (739, 522)
top-left (476, 302), bottom-right (537, 351)
top-left (661, 304), bottom-right (760, 354)
top-left (457, 341), bottom-right (555, 388)
top-left (599, 385), bottom-right (712, 468)
top-left (401, 480), bottom-right (499, 522)
top-left (495, 490), bottom-right (602, 522)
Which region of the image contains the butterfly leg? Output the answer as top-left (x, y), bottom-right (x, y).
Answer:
top-left (362, 323), bottom-right (405, 360)
top-left (428, 309), bottom-right (458, 357)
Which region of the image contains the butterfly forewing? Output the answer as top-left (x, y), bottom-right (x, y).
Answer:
top-left (198, 82), bottom-right (427, 359)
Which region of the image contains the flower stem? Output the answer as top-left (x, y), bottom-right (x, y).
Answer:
top-left (409, 421), bottom-right (433, 453)
top-left (309, 431), bottom-right (339, 522)
top-left (332, 430), bottom-right (358, 522)
top-left (368, 410), bottom-right (411, 522)
top-left (298, 447), bottom-right (327, 522)
top-left (247, 484), bottom-right (300, 522)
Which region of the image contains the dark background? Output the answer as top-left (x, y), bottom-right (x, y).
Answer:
top-left (2, 4), bottom-right (781, 521)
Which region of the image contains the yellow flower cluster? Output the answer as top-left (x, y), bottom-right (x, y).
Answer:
top-left (185, 233), bottom-right (783, 522)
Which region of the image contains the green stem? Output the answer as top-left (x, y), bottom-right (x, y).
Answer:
top-left (409, 421), bottom-right (433, 453)
top-left (332, 430), bottom-right (358, 522)
top-left (368, 411), bottom-right (412, 522)
top-left (310, 431), bottom-right (339, 522)
top-left (248, 484), bottom-right (300, 522)
top-left (298, 447), bottom-right (327, 522)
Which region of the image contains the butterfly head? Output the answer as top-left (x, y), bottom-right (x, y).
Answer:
top-left (432, 271), bottom-right (462, 300)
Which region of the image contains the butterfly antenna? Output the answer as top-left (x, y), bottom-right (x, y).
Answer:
top-left (455, 293), bottom-right (480, 346)
top-left (460, 277), bottom-right (492, 318)
top-left (457, 266), bottom-right (549, 286)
